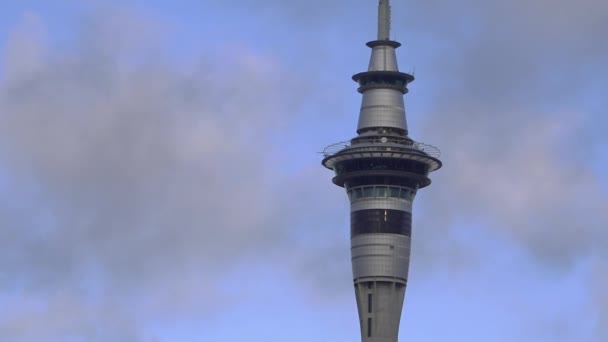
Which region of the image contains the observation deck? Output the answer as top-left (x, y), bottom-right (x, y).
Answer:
top-left (322, 136), bottom-right (442, 171)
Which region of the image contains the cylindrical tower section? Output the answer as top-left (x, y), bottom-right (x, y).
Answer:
top-left (351, 207), bottom-right (412, 281)
top-left (353, 40), bottom-right (414, 135)
top-left (368, 45), bottom-right (399, 71)
top-left (354, 280), bottom-right (406, 342)
top-left (346, 180), bottom-right (416, 342)
top-left (322, 148), bottom-right (440, 342)
top-left (357, 88), bottom-right (407, 133)
top-left (323, 141), bottom-right (440, 342)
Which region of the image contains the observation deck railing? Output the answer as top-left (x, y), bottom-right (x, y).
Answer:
top-left (322, 136), bottom-right (441, 159)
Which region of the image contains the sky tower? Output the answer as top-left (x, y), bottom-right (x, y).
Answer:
top-left (321, 1), bottom-right (442, 341)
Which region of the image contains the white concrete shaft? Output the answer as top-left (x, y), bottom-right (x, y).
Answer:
top-left (350, 197), bottom-right (412, 213)
top-left (355, 280), bottom-right (406, 342)
top-left (351, 234), bottom-right (410, 281)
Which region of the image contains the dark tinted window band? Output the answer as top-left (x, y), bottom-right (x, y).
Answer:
top-left (351, 209), bottom-right (412, 237)
top-left (335, 158), bottom-right (429, 176)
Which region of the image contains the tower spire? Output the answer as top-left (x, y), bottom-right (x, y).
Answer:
top-left (378, 0), bottom-right (391, 40)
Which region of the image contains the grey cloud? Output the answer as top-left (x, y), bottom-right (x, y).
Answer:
top-left (274, 166), bottom-right (353, 299)
top-left (415, 0), bottom-right (608, 102)
top-left (422, 109), bottom-right (606, 264)
top-left (408, 0), bottom-right (608, 267)
top-left (0, 9), bottom-right (302, 338)
top-left (402, 1), bottom-right (608, 338)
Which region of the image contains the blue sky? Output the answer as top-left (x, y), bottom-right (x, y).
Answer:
top-left (0, 1), bottom-right (606, 341)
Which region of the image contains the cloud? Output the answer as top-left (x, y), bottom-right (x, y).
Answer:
top-left (0, 8), bottom-right (303, 339)
top-left (397, 0), bottom-right (608, 267)
top-left (421, 109), bottom-right (606, 262)
top-left (399, 1), bottom-right (608, 338)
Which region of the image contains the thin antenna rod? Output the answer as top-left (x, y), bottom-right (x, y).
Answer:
top-left (378, 0), bottom-right (391, 40)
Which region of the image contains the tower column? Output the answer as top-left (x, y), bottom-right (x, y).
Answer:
top-left (355, 280), bottom-right (406, 342)
top-left (321, 1), bottom-right (442, 341)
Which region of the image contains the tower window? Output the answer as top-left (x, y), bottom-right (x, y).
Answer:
top-left (355, 188), bottom-right (363, 199)
top-left (368, 294), bottom-right (372, 313)
top-left (351, 209), bottom-right (412, 237)
top-left (376, 187), bottom-right (386, 197)
top-left (368, 318), bottom-right (372, 337)
top-left (389, 187), bottom-right (400, 198)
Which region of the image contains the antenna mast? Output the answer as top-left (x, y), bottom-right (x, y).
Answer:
top-left (378, 0), bottom-right (391, 40)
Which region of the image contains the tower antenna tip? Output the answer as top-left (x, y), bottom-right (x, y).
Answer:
top-left (378, 0), bottom-right (391, 40)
